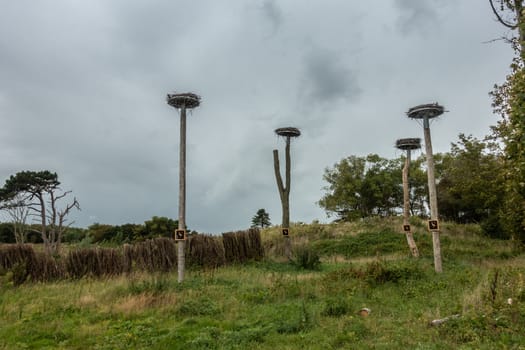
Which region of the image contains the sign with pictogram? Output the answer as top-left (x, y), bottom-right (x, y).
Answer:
top-left (428, 220), bottom-right (439, 231)
top-left (403, 224), bottom-right (411, 232)
top-left (282, 228), bottom-right (289, 236)
top-left (175, 229), bottom-right (187, 241)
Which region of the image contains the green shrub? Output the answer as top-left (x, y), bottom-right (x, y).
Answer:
top-left (313, 230), bottom-right (406, 258)
top-left (275, 301), bottom-right (314, 334)
top-left (177, 297), bottom-right (220, 316)
top-left (291, 244), bottom-right (321, 270)
top-left (321, 296), bottom-right (351, 317)
top-left (322, 259), bottom-right (426, 286)
top-left (128, 277), bottom-right (170, 295)
top-left (10, 262), bottom-right (28, 286)
top-left (364, 259), bottom-right (425, 285)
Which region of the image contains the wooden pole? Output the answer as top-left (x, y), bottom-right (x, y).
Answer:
top-left (273, 136), bottom-right (292, 259)
top-left (283, 137), bottom-right (291, 259)
top-left (402, 149), bottom-right (419, 257)
top-left (423, 117), bottom-right (442, 273)
top-left (283, 137), bottom-right (291, 228)
top-left (178, 105), bottom-right (187, 283)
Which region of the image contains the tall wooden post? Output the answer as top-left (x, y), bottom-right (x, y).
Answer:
top-left (406, 103), bottom-right (445, 273)
top-left (396, 138), bottom-right (421, 258)
top-left (423, 117), bottom-right (442, 272)
top-left (167, 92), bottom-right (201, 283)
top-left (178, 106), bottom-right (187, 283)
top-left (273, 127), bottom-right (300, 260)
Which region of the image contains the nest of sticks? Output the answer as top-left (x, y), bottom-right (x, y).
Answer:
top-left (166, 92), bottom-right (201, 109)
top-left (396, 138), bottom-right (421, 150)
top-left (275, 127), bottom-right (301, 138)
top-left (406, 103), bottom-right (444, 119)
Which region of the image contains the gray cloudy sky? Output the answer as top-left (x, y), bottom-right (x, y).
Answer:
top-left (0, 0), bottom-right (515, 233)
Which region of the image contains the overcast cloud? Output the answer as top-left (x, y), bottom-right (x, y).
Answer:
top-left (0, 1), bottom-right (514, 233)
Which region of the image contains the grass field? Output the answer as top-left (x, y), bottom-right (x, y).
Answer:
top-left (1, 218), bottom-right (524, 349)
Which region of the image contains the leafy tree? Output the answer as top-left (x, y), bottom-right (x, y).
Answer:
top-left (251, 209), bottom-right (271, 228)
top-left (436, 135), bottom-right (505, 236)
top-left (62, 227), bottom-right (87, 243)
top-left (87, 223), bottom-right (117, 243)
top-left (0, 171), bottom-right (79, 254)
top-left (118, 223), bottom-right (143, 242)
top-left (408, 155), bottom-right (429, 217)
top-left (143, 216), bottom-right (178, 239)
top-left (489, 0), bottom-right (525, 243)
top-left (87, 222), bottom-right (147, 244)
top-left (319, 154), bottom-right (403, 221)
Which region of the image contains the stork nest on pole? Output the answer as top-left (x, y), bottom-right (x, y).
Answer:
top-left (275, 127), bottom-right (301, 138)
top-left (166, 92), bottom-right (201, 109)
top-left (406, 103), bottom-right (444, 119)
top-left (396, 138), bottom-right (421, 150)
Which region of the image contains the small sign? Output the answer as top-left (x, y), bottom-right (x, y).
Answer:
top-left (403, 224), bottom-right (411, 232)
top-left (175, 229), bottom-right (186, 241)
top-left (282, 228), bottom-right (289, 236)
top-left (428, 220), bottom-right (439, 231)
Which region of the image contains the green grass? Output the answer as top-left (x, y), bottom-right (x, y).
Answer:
top-left (1, 218), bottom-right (524, 349)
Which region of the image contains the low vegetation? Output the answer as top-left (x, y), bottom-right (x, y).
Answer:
top-left (0, 218), bottom-right (524, 349)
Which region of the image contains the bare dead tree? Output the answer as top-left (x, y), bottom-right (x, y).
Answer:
top-left (1, 194), bottom-right (30, 244)
top-left (47, 191), bottom-right (80, 255)
top-left (26, 190), bottom-right (80, 255)
top-left (0, 171), bottom-right (79, 254)
top-left (273, 127), bottom-right (301, 259)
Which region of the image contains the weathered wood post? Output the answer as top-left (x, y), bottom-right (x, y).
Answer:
top-left (273, 127), bottom-right (301, 260)
top-left (167, 92), bottom-right (201, 283)
top-left (406, 103), bottom-right (445, 273)
top-left (395, 138), bottom-right (421, 258)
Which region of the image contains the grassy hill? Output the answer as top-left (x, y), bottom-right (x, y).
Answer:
top-left (1, 217), bottom-right (524, 349)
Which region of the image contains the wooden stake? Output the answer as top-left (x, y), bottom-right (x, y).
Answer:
top-left (402, 149), bottom-right (419, 257)
top-left (273, 136), bottom-right (292, 259)
top-left (423, 118), bottom-right (442, 273)
top-left (178, 105), bottom-right (187, 283)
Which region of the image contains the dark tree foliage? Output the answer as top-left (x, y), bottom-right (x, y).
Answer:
top-left (407, 155), bottom-right (428, 217)
top-left (143, 216), bottom-right (179, 239)
top-left (1, 171), bottom-right (59, 198)
top-left (62, 227), bottom-right (87, 243)
top-left (0, 222), bottom-right (15, 243)
top-left (87, 223), bottom-right (117, 243)
top-left (87, 217), bottom-right (180, 244)
top-left (251, 209), bottom-right (271, 228)
top-left (436, 135), bottom-right (506, 237)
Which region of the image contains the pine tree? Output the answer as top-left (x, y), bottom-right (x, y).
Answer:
top-left (251, 209), bottom-right (271, 228)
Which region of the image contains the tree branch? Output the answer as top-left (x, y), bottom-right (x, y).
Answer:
top-left (489, 0), bottom-right (518, 28)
